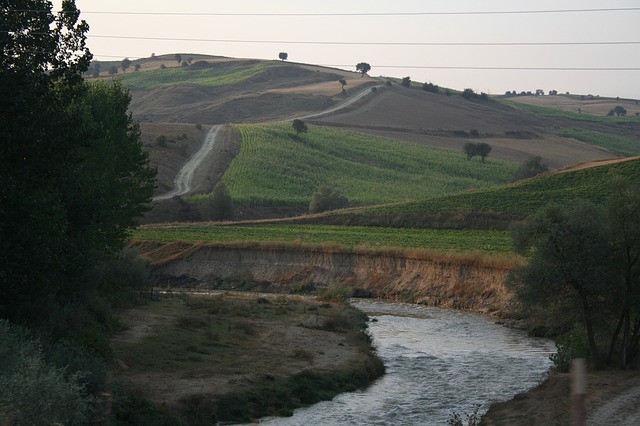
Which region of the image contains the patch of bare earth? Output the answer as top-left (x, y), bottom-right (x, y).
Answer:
top-left (481, 370), bottom-right (640, 425)
top-left (508, 94), bottom-right (640, 117)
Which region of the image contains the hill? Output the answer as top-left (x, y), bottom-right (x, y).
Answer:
top-left (198, 122), bottom-right (517, 209)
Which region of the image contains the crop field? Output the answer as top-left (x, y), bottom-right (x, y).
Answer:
top-left (502, 100), bottom-right (640, 124)
top-left (347, 157), bottom-right (640, 218)
top-left (133, 224), bottom-right (512, 254)
top-left (209, 123), bottom-right (517, 207)
top-left (557, 128), bottom-right (640, 157)
top-left (118, 61), bottom-right (277, 90)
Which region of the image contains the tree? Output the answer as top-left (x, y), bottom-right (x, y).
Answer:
top-left (292, 119), bottom-right (308, 136)
top-left (461, 88), bottom-right (476, 100)
top-left (90, 60), bottom-right (101, 77)
top-left (513, 156), bottom-right (549, 181)
top-left (121, 57), bottom-right (131, 73)
top-left (0, 0), bottom-right (156, 321)
top-left (108, 65), bottom-right (118, 75)
top-left (475, 142), bottom-right (492, 162)
top-left (278, 52), bottom-right (288, 61)
top-left (356, 62), bottom-right (371, 78)
top-left (401, 76), bottom-right (411, 87)
top-left (509, 202), bottom-right (612, 367)
top-left (338, 78), bottom-right (347, 92)
top-left (422, 82), bottom-right (439, 93)
top-left (201, 182), bottom-right (234, 221)
top-left (463, 142), bottom-right (477, 160)
top-left (175, 53), bottom-right (182, 65)
top-left (610, 106), bottom-right (627, 116)
top-left (309, 186), bottom-right (349, 213)
top-left (134, 63), bottom-right (141, 72)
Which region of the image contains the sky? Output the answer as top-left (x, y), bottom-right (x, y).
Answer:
top-left (55, 0), bottom-right (640, 99)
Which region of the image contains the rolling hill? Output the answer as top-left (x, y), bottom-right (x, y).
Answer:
top-left (95, 54), bottom-right (640, 223)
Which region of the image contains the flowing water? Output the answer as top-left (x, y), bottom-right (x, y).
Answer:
top-left (262, 300), bottom-right (555, 425)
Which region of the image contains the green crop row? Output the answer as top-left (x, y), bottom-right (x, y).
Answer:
top-left (557, 128), bottom-right (640, 157)
top-left (133, 224), bottom-right (512, 254)
top-left (209, 123), bottom-right (517, 207)
top-left (118, 61), bottom-right (277, 90)
top-left (348, 157), bottom-right (640, 218)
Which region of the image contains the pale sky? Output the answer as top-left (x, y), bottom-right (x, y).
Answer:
top-left (56, 0), bottom-right (640, 99)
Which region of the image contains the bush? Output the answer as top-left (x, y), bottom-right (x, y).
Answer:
top-left (201, 182), bottom-right (234, 221)
top-left (155, 134), bottom-right (168, 146)
top-left (309, 186), bottom-right (349, 213)
top-left (513, 156), bottom-right (549, 181)
top-left (551, 330), bottom-right (591, 372)
top-left (0, 320), bottom-right (92, 424)
top-left (400, 76), bottom-right (411, 87)
top-left (422, 82), bottom-right (439, 93)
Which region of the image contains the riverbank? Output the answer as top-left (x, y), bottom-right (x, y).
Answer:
top-left (110, 292), bottom-right (384, 423)
top-left (481, 369), bottom-right (640, 425)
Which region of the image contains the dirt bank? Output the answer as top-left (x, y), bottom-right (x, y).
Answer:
top-left (135, 241), bottom-right (515, 316)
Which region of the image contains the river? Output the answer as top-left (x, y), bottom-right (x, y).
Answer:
top-left (262, 300), bottom-right (555, 425)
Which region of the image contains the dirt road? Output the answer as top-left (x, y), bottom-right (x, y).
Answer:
top-left (153, 125), bottom-right (221, 201)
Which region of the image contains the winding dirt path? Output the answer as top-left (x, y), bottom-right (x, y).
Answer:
top-left (153, 125), bottom-right (221, 201)
top-left (588, 375), bottom-right (640, 425)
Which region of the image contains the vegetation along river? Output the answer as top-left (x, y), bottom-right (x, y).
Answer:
top-left (262, 300), bottom-right (555, 425)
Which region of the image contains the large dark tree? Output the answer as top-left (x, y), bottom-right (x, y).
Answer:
top-left (0, 0), bottom-right (155, 321)
top-left (292, 119), bottom-right (308, 136)
top-left (356, 62), bottom-right (371, 77)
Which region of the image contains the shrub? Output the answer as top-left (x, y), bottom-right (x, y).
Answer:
top-left (309, 186), bottom-right (349, 213)
top-left (0, 320), bottom-right (91, 424)
top-left (513, 156), bottom-right (549, 181)
top-left (400, 76), bottom-right (411, 87)
top-left (422, 82), bottom-right (439, 93)
top-left (201, 182), bottom-right (234, 221)
top-left (155, 134), bottom-right (168, 146)
top-left (551, 330), bottom-right (591, 372)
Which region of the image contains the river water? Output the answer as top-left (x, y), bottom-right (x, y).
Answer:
top-left (262, 300), bottom-right (555, 425)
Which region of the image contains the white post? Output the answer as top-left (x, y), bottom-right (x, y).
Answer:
top-left (571, 358), bottom-right (586, 426)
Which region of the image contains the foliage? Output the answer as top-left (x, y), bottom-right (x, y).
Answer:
top-left (292, 118), bottom-right (308, 136)
top-left (0, 320), bottom-right (91, 424)
top-left (356, 62), bottom-right (371, 77)
top-left (278, 51), bottom-right (288, 61)
top-left (0, 1), bottom-right (155, 325)
top-left (174, 53), bottom-right (182, 64)
top-left (513, 156), bottom-right (549, 181)
top-left (201, 182), bottom-right (235, 221)
top-left (608, 105), bottom-right (627, 116)
top-left (339, 78), bottom-right (347, 91)
top-left (462, 142), bottom-right (492, 162)
top-left (502, 100), bottom-right (640, 124)
top-left (309, 186), bottom-right (349, 213)
top-left (557, 128), bottom-right (640, 156)
top-left (401, 76), bottom-right (411, 87)
top-left (121, 57), bottom-right (131, 73)
top-left (461, 88), bottom-right (489, 101)
top-left (508, 184), bottom-right (640, 369)
top-left (550, 330), bottom-right (591, 372)
top-left (422, 82), bottom-right (439, 93)
top-left (219, 123), bottom-right (516, 207)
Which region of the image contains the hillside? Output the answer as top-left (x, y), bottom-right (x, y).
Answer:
top-left (95, 54), bottom-right (640, 223)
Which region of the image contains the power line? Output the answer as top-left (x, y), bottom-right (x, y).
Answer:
top-left (86, 34), bottom-right (640, 47)
top-left (86, 55), bottom-right (640, 71)
top-left (10, 7), bottom-right (640, 16)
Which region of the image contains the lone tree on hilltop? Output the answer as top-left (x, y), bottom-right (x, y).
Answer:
top-left (356, 62), bottom-right (371, 78)
top-left (338, 78), bottom-right (347, 92)
top-left (278, 52), bottom-right (288, 61)
top-left (401, 76), bottom-right (411, 87)
top-left (175, 53), bottom-right (182, 65)
top-left (121, 57), bottom-right (131, 73)
top-left (292, 119), bottom-right (308, 136)
top-left (608, 105), bottom-right (627, 116)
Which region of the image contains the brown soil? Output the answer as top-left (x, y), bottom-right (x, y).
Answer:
top-left (481, 369), bottom-right (640, 425)
top-left (508, 94), bottom-right (640, 117)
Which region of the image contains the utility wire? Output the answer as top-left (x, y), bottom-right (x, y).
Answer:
top-left (9, 7), bottom-right (640, 16)
top-left (86, 35), bottom-right (640, 47)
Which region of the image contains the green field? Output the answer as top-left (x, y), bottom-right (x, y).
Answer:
top-left (557, 128), bottom-right (640, 156)
top-left (204, 123), bottom-right (517, 207)
top-left (118, 61), bottom-right (277, 90)
top-left (133, 224), bottom-right (512, 254)
top-left (501, 100), bottom-right (640, 124)
top-left (337, 157), bottom-right (640, 219)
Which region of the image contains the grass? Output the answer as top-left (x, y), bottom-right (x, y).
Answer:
top-left (326, 157), bottom-right (640, 220)
top-left (112, 293), bottom-right (384, 423)
top-left (117, 60), bottom-right (277, 90)
top-left (198, 122), bottom-right (517, 207)
top-left (132, 224), bottom-right (513, 254)
top-left (557, 128), bottom-right (640, 156)
top-left (501, 99), bottom-right (640, 123)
